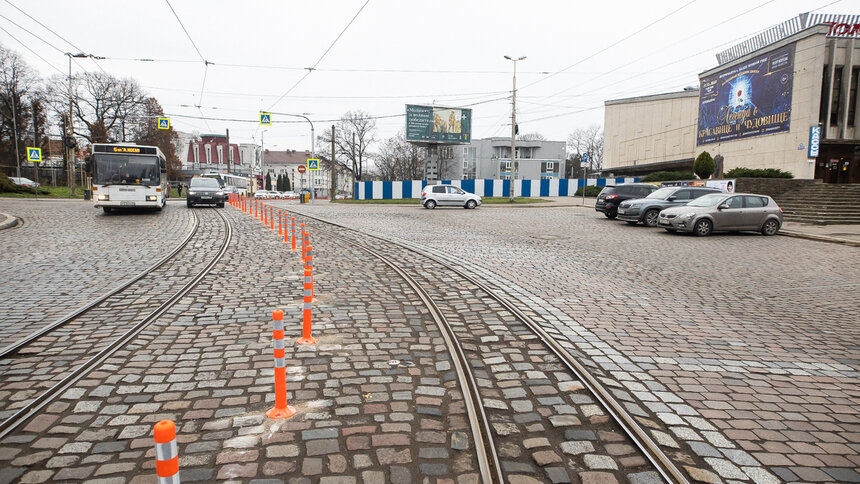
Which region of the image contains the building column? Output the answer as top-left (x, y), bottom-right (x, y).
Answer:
top-left (825, 38), bottom-right (837, 136)
top-left (840, 37), bottom-right (855, 139)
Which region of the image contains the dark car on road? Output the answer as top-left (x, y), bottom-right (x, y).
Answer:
top-left (658, 192), bottom-right (783, 236)
top-left (617, 186), bottom-right (721, 227)
top-left (186, 177), bottom-right (226, 208)
top-left (595, 183), bottom-right (657, 218)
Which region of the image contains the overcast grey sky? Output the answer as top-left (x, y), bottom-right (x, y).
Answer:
top-left (1, 0), bottom-right (855, 152)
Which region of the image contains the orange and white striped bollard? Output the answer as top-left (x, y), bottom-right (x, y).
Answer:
top-left (290, 218), bottom-right (298, 251)
top-left (153, 420), bottom-right (180, 484)
top-left (267, 309), bottom-right (297, 419)
top-left (297, 264), bottom-right (317, 345)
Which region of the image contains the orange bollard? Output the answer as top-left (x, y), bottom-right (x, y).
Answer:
top-left (301, 228), bottom-right (308, 262)
top-left (153, 420), bottom-right (179, 484)
top-left (290, 218), bottom-right (298, 251)
top-left (270, 207), bottom-right (274, 231)
top-left (278, 210), bottom-right (283, 235)
top-left (306, 245), bottom-right (318, 303)
top-left (297, 266), bottom-right (317, 345)
top-left (267, 309), bottom-right (297, 419)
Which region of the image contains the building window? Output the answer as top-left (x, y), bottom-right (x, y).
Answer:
top-left (546, 162), bottom-right (554, 170)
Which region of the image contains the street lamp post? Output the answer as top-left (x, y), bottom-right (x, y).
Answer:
top-left (261, 129), bottom-right (268, 190)
top-left (268, 112), bottom-right (315, 202)
top-left (504, 55), bottom-right (525, 203)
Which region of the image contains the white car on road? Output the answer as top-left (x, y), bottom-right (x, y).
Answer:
top-left (420, 184), bottom-right (482, 209)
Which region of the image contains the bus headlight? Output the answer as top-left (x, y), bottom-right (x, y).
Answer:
top-left (146, 195), bottom-right (157, 201)
top-left (98, 194), bottom-right (109, 201)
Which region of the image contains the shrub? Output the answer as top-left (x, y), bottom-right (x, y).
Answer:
top-left (0, 173), bottom-right (27, 193)
top-left (693, 151), bottom-right (715, 179)
top-left (574, 186), bottom-right (604, 197)
top-left (640, 171), bottom-right (694, 182)
top-left (724, 167), bottom-right (793, 179)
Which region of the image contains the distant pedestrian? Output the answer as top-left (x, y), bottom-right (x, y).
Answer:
top-left (177, 184), bottom-right (183, 197)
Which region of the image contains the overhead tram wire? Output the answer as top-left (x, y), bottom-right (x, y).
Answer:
top-left (265, 0), bottom-right (371, 112)
top-left (164, 0), bottom-right (213, 130)
top-left (0, 24), bottom-right (64, 74)
top-left (0, 13), bottom-right (93, 74)
top-left (517, 0), bottom-right (699, 94)
top-left (4, 0), bottom-right (109, 74)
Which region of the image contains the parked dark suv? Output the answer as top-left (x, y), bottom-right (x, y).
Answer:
top-left (617, 186), bottom-right (721, 227)
top-left (595, 183), bottom-right (657, 219)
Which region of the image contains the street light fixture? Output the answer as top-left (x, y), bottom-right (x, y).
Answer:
top-left (504, 55), bottom-right (526, 203)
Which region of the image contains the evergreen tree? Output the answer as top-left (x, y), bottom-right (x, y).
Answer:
top-left (265, 173), bottom-right (272, 191)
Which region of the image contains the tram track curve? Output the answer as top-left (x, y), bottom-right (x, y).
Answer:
top-left (290, 208), bottom-right (690, 484)
top-left (0, 208), bottom-right (233, 440)
top-left (0, 211), bottom-right (201, 358)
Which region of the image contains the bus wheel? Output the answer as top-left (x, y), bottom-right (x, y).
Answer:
top-left (103, 207), bottom-right (113, 213)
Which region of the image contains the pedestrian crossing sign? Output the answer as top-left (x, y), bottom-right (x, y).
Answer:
top-left (260, 113), bottom-right (272, 125)
top-left (158, 117), bottom-right (170, 130)
top-left (27, 147), bottom-right (42, 162)
top-left (307, 158), bottom-right (319, 170)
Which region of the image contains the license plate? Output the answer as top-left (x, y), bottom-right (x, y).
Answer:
top-left (202, 196), bottom-right (212, 199)
top-left (120, 201), bottom-right (135, 206)
top-left (618, 209), bottom-right (626, 214)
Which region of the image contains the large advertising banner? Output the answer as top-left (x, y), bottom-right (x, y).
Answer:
top-left (697, 43), bottom-right (795, 146)
top-left (406, 105), bottom-right (472, 143)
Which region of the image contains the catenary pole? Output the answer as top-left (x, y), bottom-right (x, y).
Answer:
top-left (505, 55), bottom-right (525, 202)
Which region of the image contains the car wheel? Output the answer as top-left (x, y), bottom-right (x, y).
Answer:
top-left (664, 228), bottom-right (677, 233)
top-left (187, 201), bottom-right (193, 208)
top-left (217, 203), bottom-right (224, 208)
top-left (761, 219), bottom-right (780, 236)
top-left (103, 207), bottom-right (112, 213)
top-left (465, 200), bottom-right (477, 209)
top-left (425, 200), bottom-right (437, 209)
top-left (604, 210), bottom-right (617, 219)
top-left (694, 218), bottom-right (713, 236)
top-left (644, 209), bottom-right (660, 227)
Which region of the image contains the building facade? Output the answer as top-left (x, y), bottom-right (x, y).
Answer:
top-left (259, 149), bottom-right (350, 198)
top-left (184, 134), bottom-right (250, 176)
top-left (603, 14), bottom-right (859, 183)
top-left (426, 137), bottom-right (566, 181)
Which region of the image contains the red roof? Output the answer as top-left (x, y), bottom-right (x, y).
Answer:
top-left (187, 139), bottom-right (240, 164)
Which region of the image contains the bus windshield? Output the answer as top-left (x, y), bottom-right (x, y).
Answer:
top-left (94, 154), bottom-right (160, 186)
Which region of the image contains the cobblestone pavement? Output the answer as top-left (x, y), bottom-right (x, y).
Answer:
top-left (0, 199), bottom-right (857, 483)
top-left (0, 208), bottom-right (225, 421)
top-left (0, 200), bottom-right (195, 347)
top-left (280, 202), bottom-right (860, 484)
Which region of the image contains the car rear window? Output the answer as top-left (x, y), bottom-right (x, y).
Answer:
top-left (744, 195), bottom-right (769, 207)
top-left (598, 187), bottom-right (618, 196)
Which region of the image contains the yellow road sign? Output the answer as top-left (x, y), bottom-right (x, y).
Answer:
top-left (27, 147), bottom-right (42, 162)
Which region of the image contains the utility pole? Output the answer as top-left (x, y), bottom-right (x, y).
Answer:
top-left (261, 130), bottom-right (266, 190)
top-left (67, 53), bottom-right (76, 197)
top-left (330, 125), bottom-right (336, 199)
top-left (225, 128), bottom-right (230, 174)
top-left (11, 93), bottom-right (20, 179)
top-left (504, 55), bottom-right (526, 202)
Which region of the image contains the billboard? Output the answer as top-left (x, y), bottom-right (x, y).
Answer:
top-left (406, 105), bottom-right (472, 144)
top-left (697, 43), bottom-right (795, 146)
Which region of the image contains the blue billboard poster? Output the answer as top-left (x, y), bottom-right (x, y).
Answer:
top-left (697, 43), bottom-right (795, 146)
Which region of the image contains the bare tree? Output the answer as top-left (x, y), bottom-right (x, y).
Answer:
top-left (0, 44), bottom-right (43, 174)
top-left (129, 98), bottom-right (181, 178)
top-left (375, 130), bottom-right (424, 181)
top-left (316, 110), bottom-right (376, 181)
top-left (567, 124), bottom-right (603, 172)
top-left (518, 132), bottom-right (546, 141)
top-left (46, 71), bottom-right (147, 143)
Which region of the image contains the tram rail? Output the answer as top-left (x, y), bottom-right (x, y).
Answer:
top-left (292, 208), bottom-right (690, 484)
top-left (0, 209), bottom-right (232, 440)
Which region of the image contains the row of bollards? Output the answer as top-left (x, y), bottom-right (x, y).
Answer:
top-left (149, 194), bottom-right (322, 481)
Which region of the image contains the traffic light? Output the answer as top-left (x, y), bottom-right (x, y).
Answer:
top-left (63, 136), bottom-right (76, 149)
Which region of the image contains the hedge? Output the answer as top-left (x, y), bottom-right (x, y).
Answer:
top-left (724, 167), bottom-right (793, 178)
top-left (574, 186), bottom-right (604, 197)
top-left (639, 171), bottom-right (694, 182)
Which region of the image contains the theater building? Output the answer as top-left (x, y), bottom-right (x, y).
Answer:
top-left (604, 13), bottom-right (859, 184)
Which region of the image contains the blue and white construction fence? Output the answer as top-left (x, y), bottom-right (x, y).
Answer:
top-left (354, 178), bottom-right (640, 200)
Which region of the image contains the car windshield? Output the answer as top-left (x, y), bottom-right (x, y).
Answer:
top-left (190, 178), bottom-right (220, 188)
top-left (686, 193), bottom-right (725, 207)
top-left (94, 154), bottom-right (160, 186)
top-left (646, 187), bottom-right (676, 199)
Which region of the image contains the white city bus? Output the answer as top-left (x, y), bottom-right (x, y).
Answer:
top-left (201, 171), bottom-right (252, 195)
top-left (90, 143), bottom-right (168, 213)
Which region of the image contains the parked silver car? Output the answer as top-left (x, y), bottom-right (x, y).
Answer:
top-left (421, 184), bottom-right (482, 209)
top-left (658, 193), bottom-right (783, 236)
top-left (617, 186), bottom-right (721, 227)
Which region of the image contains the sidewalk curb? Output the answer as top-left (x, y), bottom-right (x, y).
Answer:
top-left (778, 230), bottom-right (860, 247)
top-left (0, 212), bottom-right (20, 230)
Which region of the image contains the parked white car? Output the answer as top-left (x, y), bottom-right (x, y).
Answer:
top-left (9, 177), bottom-right (39, 188)
top-left (420, 184), bottom-right (482, 209)
top-left (253, 190), bottom-right (274, 199)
